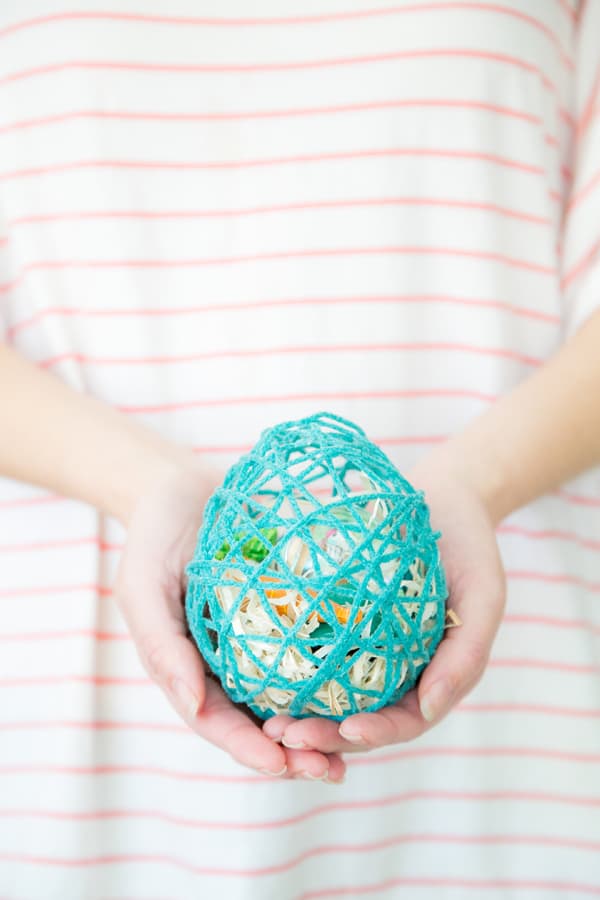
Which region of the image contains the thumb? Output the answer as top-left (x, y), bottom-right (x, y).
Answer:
top-left (417, 571), bottom-right (505, 724)
top-left (116, 573), bottom-right (206, 725)
top-left (138, 627), bottom-right (207, 724)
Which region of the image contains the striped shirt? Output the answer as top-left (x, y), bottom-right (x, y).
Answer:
top-left (1, 1), bottom-right (600, 897)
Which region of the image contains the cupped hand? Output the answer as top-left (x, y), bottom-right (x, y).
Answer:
top-left (114, 457), bottom-right (346, 782)
top-left (263, 453), bottom-right (506, 754)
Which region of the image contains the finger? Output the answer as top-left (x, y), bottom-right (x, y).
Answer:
top-left (262, 715), bottom-right (295, 743)
top-left (283, 747), bottom-right (346, 782)
top-left (336, 689), bottom-right (427, 747)
top-left (141, 631), bottom-right (208, 723)
top-left (194, 678), bottom-right (288, 775)
top-left (116, 572), bottom-right (207, 724)
top-left (323, 753), bottom-right (347, 784)
top-left (279, 715), bottom-right (366, 754)
top-left (264, 715), bottom-right (357, 766)
top-left (417, 572), bottom-right (505, 725)
top-left (278, 692), bottom-right (425, 753)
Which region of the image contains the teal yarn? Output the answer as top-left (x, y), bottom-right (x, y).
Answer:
top-left (185, 412), bottom-right (447, 721)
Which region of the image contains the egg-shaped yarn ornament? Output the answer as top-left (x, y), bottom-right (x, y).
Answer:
top-left (185, 412), bottom-right (447, 720)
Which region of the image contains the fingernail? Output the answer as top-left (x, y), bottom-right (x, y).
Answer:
top-left (259, 765), bottom-right (288, 777)
top-left (338, 726), bottom-right (365, 745)
top-left (172, 679), bottom-right (200, 721)
top-left (294, 770), bottom-right (328, 781)
top-left (282, 737), bottom-right (308, 749)
top-left (420, 679), bottom-right (453, 722)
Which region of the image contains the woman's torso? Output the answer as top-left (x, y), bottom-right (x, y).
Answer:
top-left (1, 3), bottom-right (600, 898)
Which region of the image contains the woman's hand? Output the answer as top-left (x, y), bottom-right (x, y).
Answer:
top-left (0, 348), bottom-right (345, 780)
top-left (263, 310), bottom-right (600, 754)
top-left (262, 452), bottom-right (506, 754)
top-left (115, 458), bottom-right (346, 782)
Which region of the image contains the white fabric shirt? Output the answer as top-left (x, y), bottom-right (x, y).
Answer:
top-left (1, 1), bottom-right (600, 898)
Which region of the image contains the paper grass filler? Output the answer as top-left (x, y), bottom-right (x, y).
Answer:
top-left (185, 412), bottom-right (451, 721)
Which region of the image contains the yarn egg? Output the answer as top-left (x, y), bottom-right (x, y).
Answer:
top-left (185, 412), bottom-right (448, 721)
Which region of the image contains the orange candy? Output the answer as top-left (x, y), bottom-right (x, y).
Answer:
top-left (240, 573), bottom-right (363, 626)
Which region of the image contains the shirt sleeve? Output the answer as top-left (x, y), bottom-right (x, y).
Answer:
top-left (561, 0), bottom-right (600, 337)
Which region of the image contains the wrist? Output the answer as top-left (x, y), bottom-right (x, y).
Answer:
top-left (409, 434), bottom-right (512, 527)
top-left (109, 439), bottom-right (200, 526)
top-left (413, 313), bottom-right (600, 524)
top-left (0, 345), bottom-right (209, 523)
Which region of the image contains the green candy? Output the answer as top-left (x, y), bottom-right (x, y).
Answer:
top-left (215, 526), bottom-right (278, 562)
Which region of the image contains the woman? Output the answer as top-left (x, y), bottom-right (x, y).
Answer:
top-left (1, 1), bottom-right (599, 897)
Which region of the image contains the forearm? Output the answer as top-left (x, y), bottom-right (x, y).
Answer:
top-left (423, 310), bottom-right (600, 524)
top-left (0, 344), bottom-right (193, 524)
